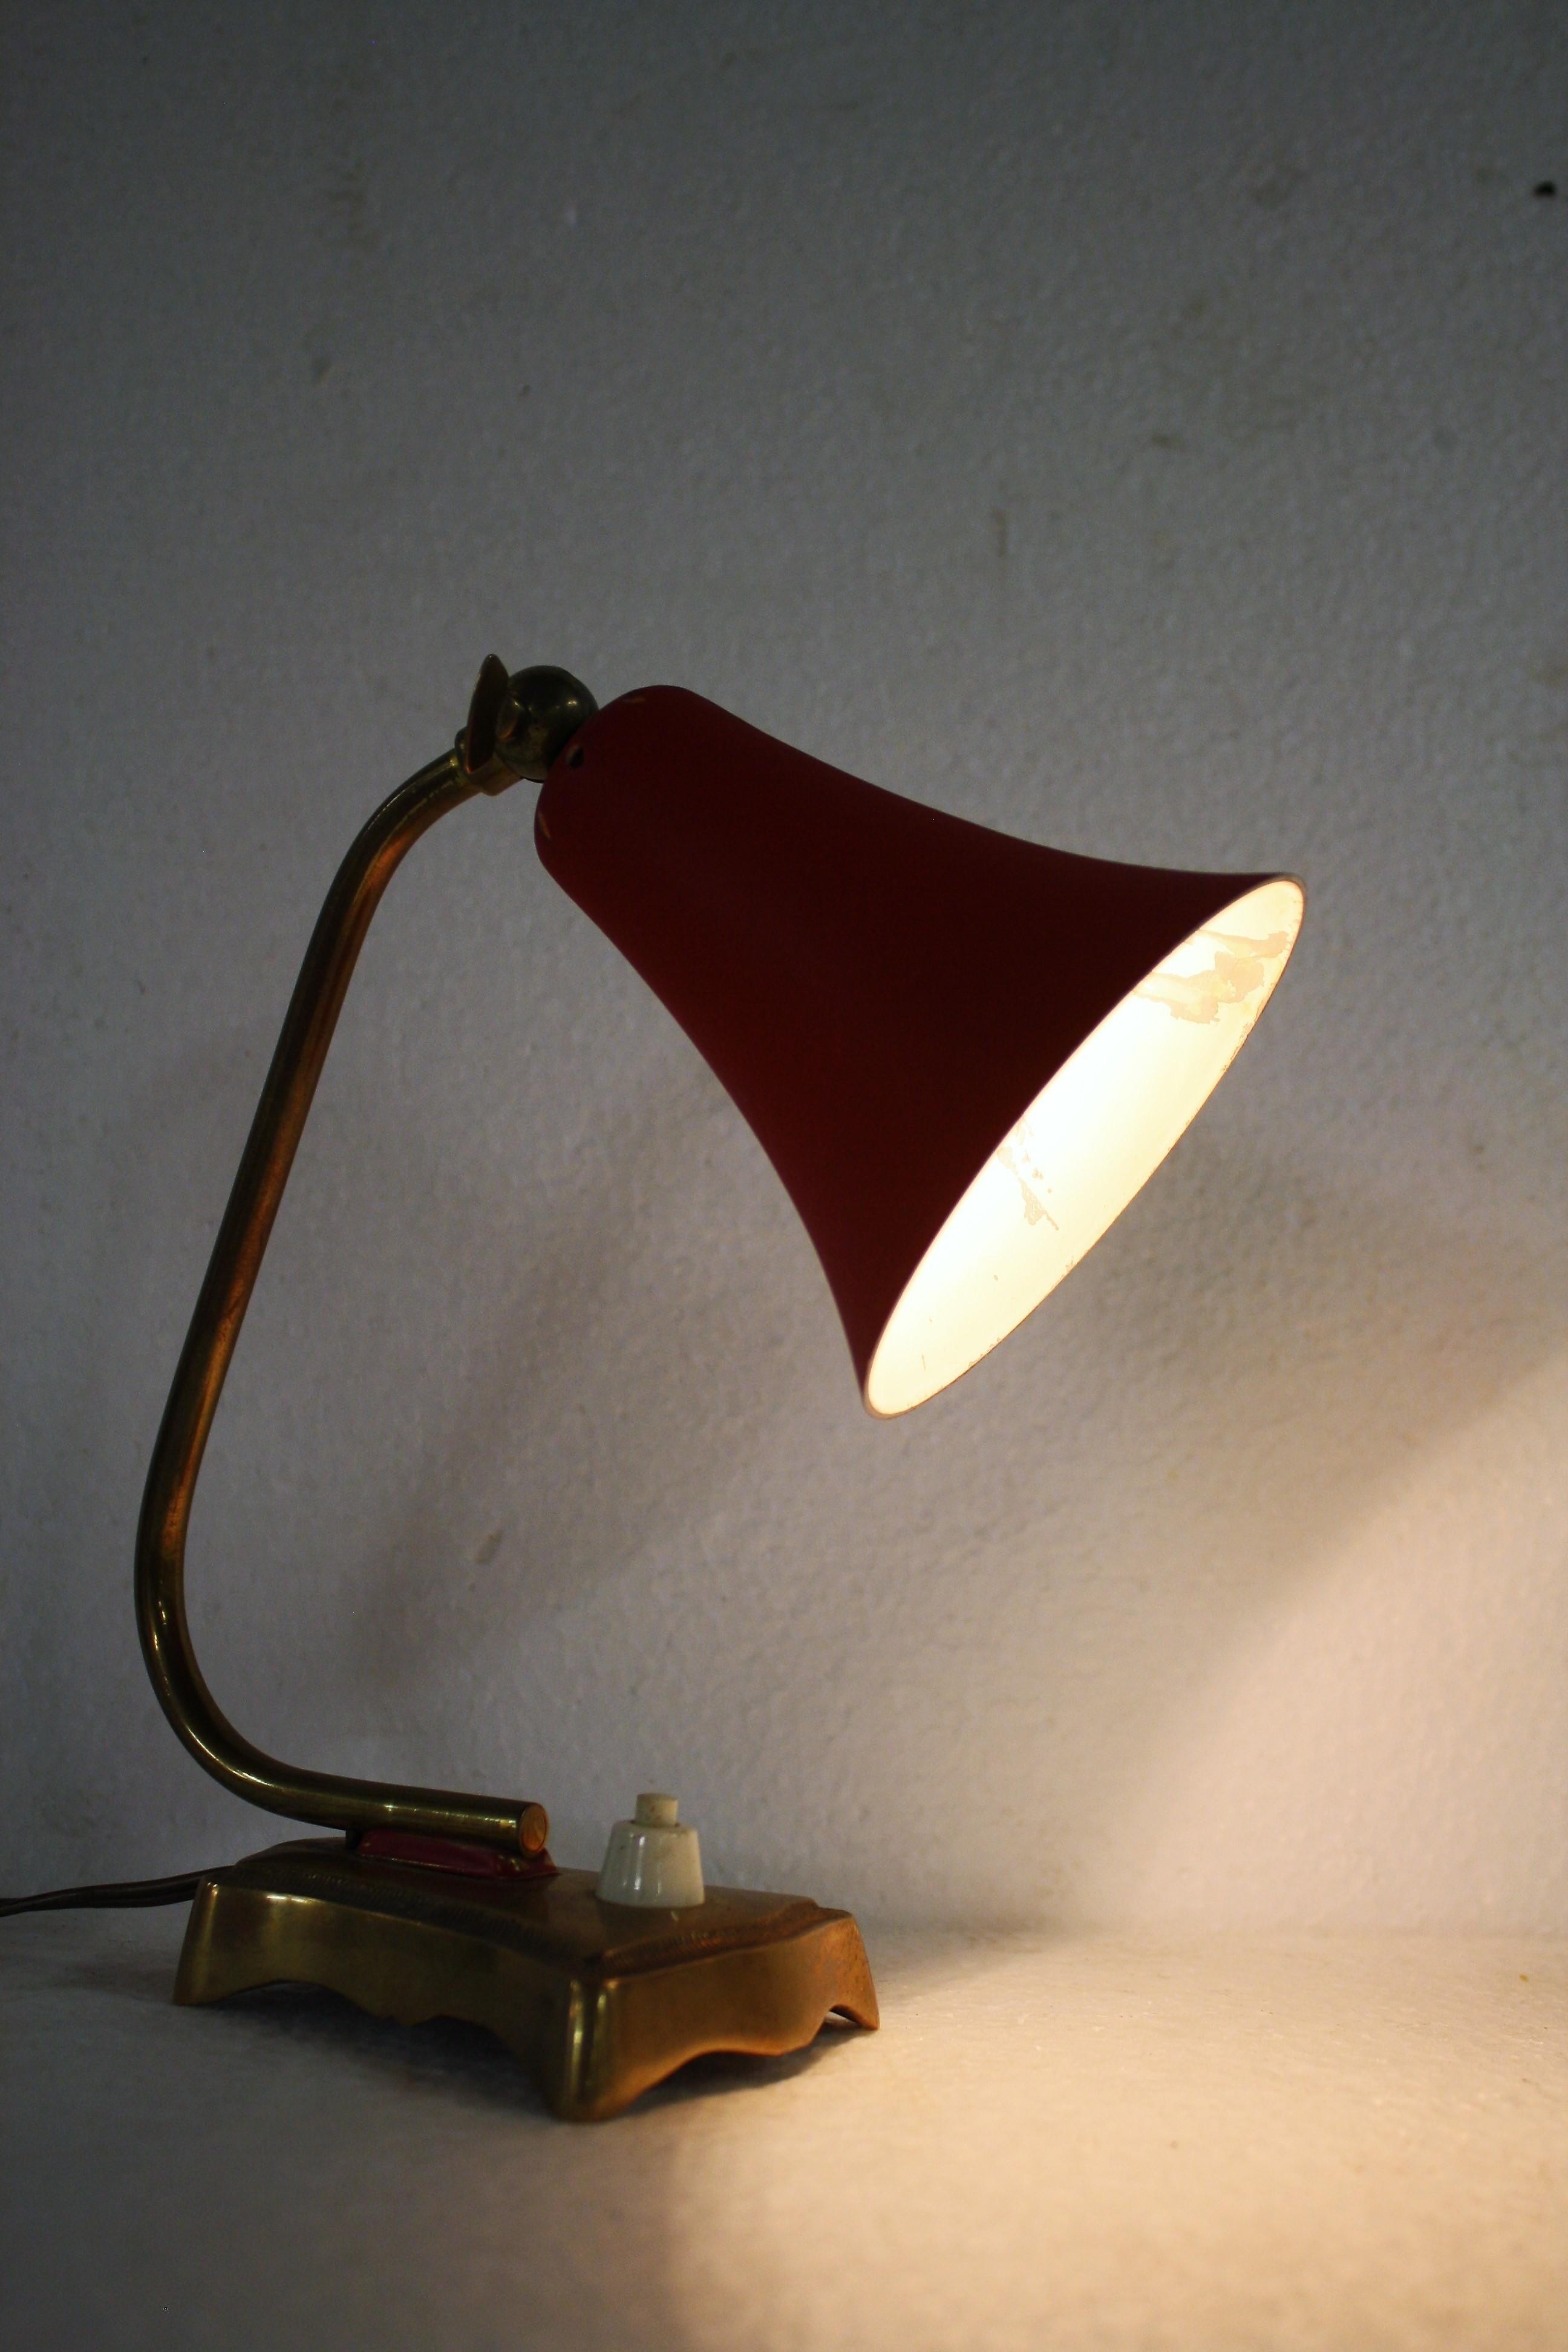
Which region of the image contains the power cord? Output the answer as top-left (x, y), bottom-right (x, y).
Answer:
top-left (0, 1870), bottom-right (213, 1919)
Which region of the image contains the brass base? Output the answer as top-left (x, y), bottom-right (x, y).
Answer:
top-left (175, 1840), bottom-right (878, 2120)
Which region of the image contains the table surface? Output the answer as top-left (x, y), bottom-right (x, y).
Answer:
top-left (2, 1909), bottom-right (1563, 2351)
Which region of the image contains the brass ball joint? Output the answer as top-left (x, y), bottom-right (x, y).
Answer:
top-left (462, 655), bottom-right (598, 786)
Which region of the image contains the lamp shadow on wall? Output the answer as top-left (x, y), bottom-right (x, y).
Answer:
top-left (183, 1034), bottom-right (826, 1756)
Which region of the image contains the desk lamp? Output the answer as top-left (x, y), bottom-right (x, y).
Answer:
top-left (137, 656), bottom-right (1303, 2119)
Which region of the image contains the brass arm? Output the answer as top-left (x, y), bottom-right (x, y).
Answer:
top-left (135, 662), bottom-right (595, 1855)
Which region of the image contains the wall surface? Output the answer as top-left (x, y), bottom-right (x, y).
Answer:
top-left (2, 0), bottom-right (1564, 1929)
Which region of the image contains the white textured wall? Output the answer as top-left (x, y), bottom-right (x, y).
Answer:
top-left (2, 0), bottom-right (1563, 1929)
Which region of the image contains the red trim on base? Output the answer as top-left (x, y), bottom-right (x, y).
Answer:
top-left (357, 1829), bottom-right (558, 1881)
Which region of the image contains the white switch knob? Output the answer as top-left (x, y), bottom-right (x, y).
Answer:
top-left (596, 1792), bottom-right (705, 1908)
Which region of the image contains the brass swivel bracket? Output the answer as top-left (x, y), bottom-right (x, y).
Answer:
top-left (134, 659), bottom-right (597, 1858)
top-left (462, 656), bottom-right (597, 789)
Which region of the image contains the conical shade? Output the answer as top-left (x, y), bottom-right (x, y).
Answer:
top-left (535, 688), bottom-right (1302, 1415)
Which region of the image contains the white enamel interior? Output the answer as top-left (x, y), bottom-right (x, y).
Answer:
top-left (863, 878), bottom-right (1305, 1417)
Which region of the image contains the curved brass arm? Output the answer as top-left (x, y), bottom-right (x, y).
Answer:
top-left (136, 665), bottom-right (594, 1855)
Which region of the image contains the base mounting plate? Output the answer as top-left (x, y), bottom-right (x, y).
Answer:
top-left (175, 1839), bottom-right (878, 2120)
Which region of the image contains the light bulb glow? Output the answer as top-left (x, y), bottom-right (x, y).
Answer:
top-left (864, 878), bottom-right (1304, 1416)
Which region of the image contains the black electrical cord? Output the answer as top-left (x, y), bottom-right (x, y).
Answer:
top-left (0, 1870), bottom-right (213, 1919)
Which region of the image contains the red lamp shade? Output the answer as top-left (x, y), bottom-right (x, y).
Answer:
top-left (535, 688), bottom-right (1302, 1416)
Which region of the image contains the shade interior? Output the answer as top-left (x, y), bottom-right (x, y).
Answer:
top-left (864, 878), bottom-right (1305, 1416)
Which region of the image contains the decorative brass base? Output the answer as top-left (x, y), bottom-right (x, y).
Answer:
top-left (175, 1840), bottom-right (878, 2120)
